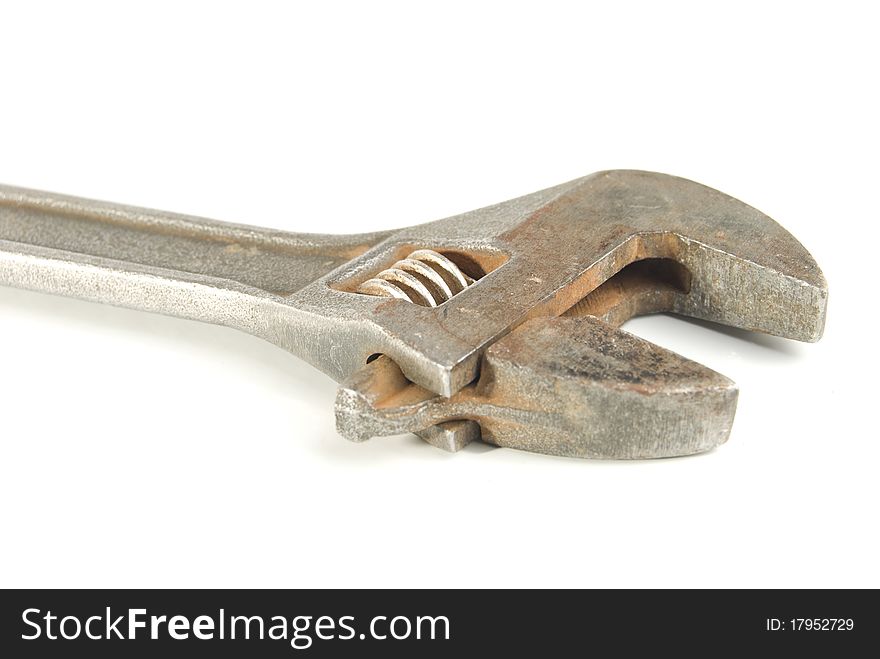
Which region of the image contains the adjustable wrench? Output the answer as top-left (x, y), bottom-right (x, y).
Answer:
top-left (0, 171), bottom-right (827, 458)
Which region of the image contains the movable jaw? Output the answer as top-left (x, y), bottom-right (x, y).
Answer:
top-left (336, 317), bottom-right (739, 459)
top-left (332, 170), bottom-right (827, 458)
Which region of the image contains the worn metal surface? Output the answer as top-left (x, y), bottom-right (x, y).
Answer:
top-left (337, 317), bottom-right (738, 459)
top-left (0, 171), bottom-right (827, 459)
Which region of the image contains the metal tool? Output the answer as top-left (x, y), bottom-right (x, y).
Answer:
top-left (0, 171), bottom-right (827, 459)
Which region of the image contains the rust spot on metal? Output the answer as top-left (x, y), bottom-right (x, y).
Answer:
top-left (564, 258), bottom-right (692, 327)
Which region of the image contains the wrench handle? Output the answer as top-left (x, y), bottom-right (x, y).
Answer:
top-left (0, 184), bottom-right (389, 329)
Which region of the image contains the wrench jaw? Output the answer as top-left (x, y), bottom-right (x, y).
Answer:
top-left (668, 236), bottom-right (827, 344)
top-left (335, 317), bottom-right (739, 459)
top-left (479, 317), bottom-right (739, 458)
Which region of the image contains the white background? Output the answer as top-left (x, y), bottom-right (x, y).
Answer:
top-left (1, 1), bottom-right (876, 588)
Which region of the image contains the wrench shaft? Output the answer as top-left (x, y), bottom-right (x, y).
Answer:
top-left (0, 184), bottom-right (392, 369)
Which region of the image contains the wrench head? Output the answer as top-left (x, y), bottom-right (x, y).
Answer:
top-left (321, 171), bottom-right (826, 390)
top-left (321, 170), bottom-right (826, 457)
